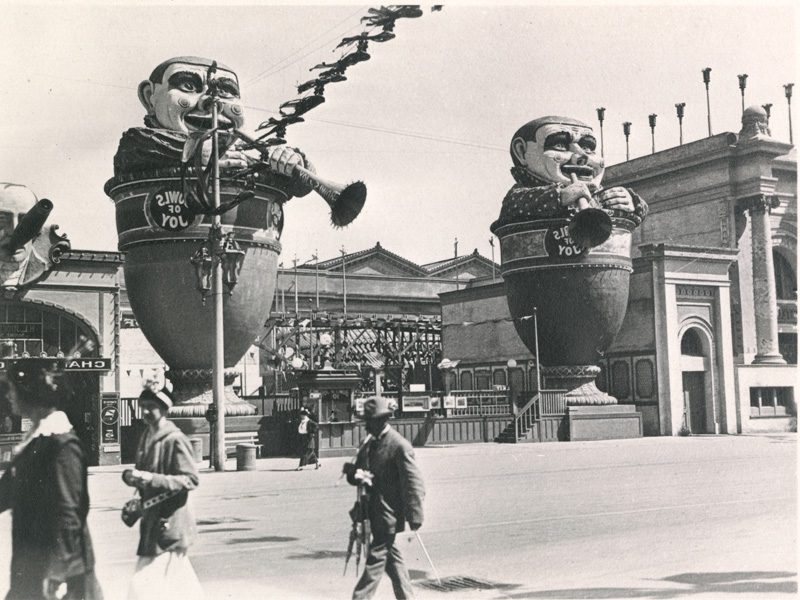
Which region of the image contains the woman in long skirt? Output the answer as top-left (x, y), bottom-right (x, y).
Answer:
top-left (296, 407), bottom-right (320, 470)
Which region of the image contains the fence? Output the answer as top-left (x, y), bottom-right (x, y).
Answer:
top-left (538, 390), bottom-right (568, 417)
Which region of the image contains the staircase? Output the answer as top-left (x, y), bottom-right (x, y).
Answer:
top-left (496, 390), bottom-right (568, 443)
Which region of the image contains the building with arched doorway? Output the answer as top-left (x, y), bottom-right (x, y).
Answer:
top-left (441, 108), bottom-right (797, 437)
top-left (0, 250), bottom-right (123, 466)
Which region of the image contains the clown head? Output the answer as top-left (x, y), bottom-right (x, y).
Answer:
top-left (510, 116), bottom-right (604, 187)
top-left (138, 56), bottom-right (245, 134)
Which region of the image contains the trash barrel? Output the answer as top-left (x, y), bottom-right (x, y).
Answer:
top-left (189, 437), bottom-right (203, 463)
top-left (236, 443), bottom-right (257, 471)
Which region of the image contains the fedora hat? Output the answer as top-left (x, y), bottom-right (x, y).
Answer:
top-left (361, 396), bottom-right (397, 419)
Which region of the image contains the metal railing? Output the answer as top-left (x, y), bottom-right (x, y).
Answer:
top-left (538, 390), bottom-right (568, 417)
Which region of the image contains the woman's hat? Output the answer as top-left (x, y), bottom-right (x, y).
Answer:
top-left (299, 407), bottom-right (310, 416)
top-left (139, 381), bottom-right (173, 410)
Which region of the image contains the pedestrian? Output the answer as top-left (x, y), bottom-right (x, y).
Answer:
top-left (0, 359), bottom-right (103, 600)
top-left (296, 407), bottom-right (321, 470)
top-left (343, 397), bottom-right (425, 599)
top-left (122, 383), bottom-right (203, 600)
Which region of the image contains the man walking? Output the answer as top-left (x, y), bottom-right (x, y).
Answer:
top-left (344, 397), bottom-right (425, 599)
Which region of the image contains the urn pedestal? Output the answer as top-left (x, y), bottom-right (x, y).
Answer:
top-left (491, 214), bottom-right (642, 439)
top-left (107, 169), bottom-right (286, 417)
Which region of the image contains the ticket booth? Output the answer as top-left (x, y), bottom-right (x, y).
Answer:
top-left (293, 369), bottom-right (364, 457)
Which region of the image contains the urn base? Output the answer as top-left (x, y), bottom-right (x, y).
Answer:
top-left (541, 365), bottom-right (617, 405)
top-left (166, 368), bottom-right (256, 417)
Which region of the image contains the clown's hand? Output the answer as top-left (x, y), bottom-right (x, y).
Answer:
top-left (266, 146), bottom-right (305, 177)
top-left (559, 182), bottom-right (594, 208)
top-left (218, 148), bottom-right (251, 170)
top-left (597, 187), bottom-right (634, 212)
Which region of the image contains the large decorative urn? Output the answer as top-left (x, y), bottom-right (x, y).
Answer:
top-left (491, 213), bottom-right (637, 404)
top-left (106, 168), bottom-right (286, 415)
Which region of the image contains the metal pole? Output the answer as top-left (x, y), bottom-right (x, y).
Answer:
top-left (314, 251), bottom-right (319, 310)
top-left (596, 107), bottom-right (605, 158)
top-left (489, 238), bottom-right (496, 281)
top-left (211, 99), bottom-right (226, 472)
top-left (340, 247), bottom-right (347, 317)
top-left (623, 122), bottom-right (631, 161)
top-left (533, 308), bottom-right (541, 393)
top-left (785, 84), bottom-right (794, 144)
top-left (738, 74), bottom-right (748, 114)
top-left (675, 103), bottom-right (685, 146)
top-left (293, 256), bottom-right (298, 315)
top-left (702, 68), bottom-right (712, 136)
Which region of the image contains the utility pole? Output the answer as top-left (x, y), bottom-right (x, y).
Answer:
top-left (293, 255), bottom-right (298, 315)
top-left (313, 250), bottom-right (319, 310)
top-left (489, 237), bottom-right (496, 281)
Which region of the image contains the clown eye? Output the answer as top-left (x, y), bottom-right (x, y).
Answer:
top-left (168, 72), bottom-right (203, 94)
top-left (544, 132), bottom-right (571, 151)
top-left (215, 78), bottom-right (240, 100)
top-left (578, 136), bottom-right (597, 151)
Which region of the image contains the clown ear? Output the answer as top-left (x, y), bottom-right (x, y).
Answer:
top-left (511, 137), bottom-right (529, 165)
top-left (137, 80), bottom-right (156, 114)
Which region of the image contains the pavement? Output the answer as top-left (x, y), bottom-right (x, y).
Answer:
top-left (0, 433), bottom-right (797, 600)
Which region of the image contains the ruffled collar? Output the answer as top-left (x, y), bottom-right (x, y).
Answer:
top-left (14, 410), bottom-right (73, 455)
top-left (510, 166), bottom-right (555, 188)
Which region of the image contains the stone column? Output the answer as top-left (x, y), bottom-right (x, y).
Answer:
top-left (744, 195), bottom-right (786, 364)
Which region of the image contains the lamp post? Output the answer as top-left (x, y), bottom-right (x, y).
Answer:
top-left (702, 67), bottom-right (713, 136)
top-left (785, 83), bottom-right (794, 144)
top-left (762, 103), bottom-right (772, 119)
top-left (187, 63), bottom-right (247, 472)
top-left (737, 74), bottom-right (748, 114)
top-left (623, 122), bottom-right (631, 161)
top-left (675, 102), bottom-right (686, 145)
top-left (596, 107), bottom-right (606, 157)
top-left (648, 114), bottom-right (657, 154)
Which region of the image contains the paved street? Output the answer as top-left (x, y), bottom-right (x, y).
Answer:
top-left (1, 434), bottom-right (796, 599)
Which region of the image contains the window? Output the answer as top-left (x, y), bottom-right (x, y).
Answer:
top-left (635, 359), bottom-right (655, 398)
top-left (459, 371), bottom-right (473, 391)
top-left (773, 251), bottom-right (797, 300)
top-left (611, 361), bottom-right (630, 399)
top-left (750, 387), bottom-right (795, 417)
top-left (475, 371), bottom-right (491, 390)
top-left (681, 329), bottom-right (704, 356)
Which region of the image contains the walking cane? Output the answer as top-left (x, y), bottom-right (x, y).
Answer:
top-left (413, 531), bottom-right (441, 586)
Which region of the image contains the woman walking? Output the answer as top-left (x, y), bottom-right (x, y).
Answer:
top-left (123, 383), bottom-right (202, 599)
top-left (296, 407), bottom-right (321, 470)
top-left (0, 359), bottom-right (102, 600)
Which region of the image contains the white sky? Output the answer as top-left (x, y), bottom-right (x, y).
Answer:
top-left (1, 1), bottom-right (797, 267)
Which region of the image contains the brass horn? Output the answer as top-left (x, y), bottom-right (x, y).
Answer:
top-left (233, 131), bottom-right (366, 227)
top-left (566, 173), bottom-right (611, 250)
top-left (291, 166), bottom-right (366, 228)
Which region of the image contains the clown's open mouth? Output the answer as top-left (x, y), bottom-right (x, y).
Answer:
top-left (184, 113), bottom-right (234, 131)
top-left (561, 164), bottom-right (595, 180)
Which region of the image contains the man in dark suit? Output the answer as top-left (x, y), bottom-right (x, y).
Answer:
top-left (344, 397), bottom-right (425, 599)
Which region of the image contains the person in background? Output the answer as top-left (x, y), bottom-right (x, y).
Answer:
top-left (296, 407), bottom-right (321, 470)
top-left (0, 359), bottom-right (103, 600)
top-left (123, 383), bottom-right (202, 599)
top-left (344, 396), bottom-right (425, 599)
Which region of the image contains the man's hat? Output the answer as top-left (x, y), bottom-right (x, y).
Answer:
top-left (361, 396), bottom-right (397, 419)
top-left (299, 407), bottom-right (310, 416)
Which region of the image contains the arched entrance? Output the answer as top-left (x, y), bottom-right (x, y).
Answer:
top-left (679, 326), bottom-right (716, 434)
top-left (0, 300), bottom-right (103, 463)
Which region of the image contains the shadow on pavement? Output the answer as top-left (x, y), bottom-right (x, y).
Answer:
top-left (198, 526), bottom-right (252, 534)
top-left (286, 549), bottom-right (349, 560)
top-left (500, 570), bottom-right (797, 599)
top-left (227, 535), bottom-right (299, 544)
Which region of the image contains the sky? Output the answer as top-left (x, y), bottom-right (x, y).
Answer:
top-left (0, 1), bottom-right (797, 268)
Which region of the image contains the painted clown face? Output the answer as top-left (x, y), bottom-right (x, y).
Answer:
top-left (513, 120), bottom-right (604, 187)
top-left (138, 59), bottom-right (244, 134)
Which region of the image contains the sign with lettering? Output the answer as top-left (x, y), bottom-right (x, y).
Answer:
top-left (101, 394), bottom-right (119, 444)
top-left (0, 323), bottom-right (42, 339)
top-left (544, 224), bottom-right (587, 259)
top-left (145, 188), bottom-right (197, 232)
top-left (0, 358), bottom-right (112, 371)
top-left (402, 396), bottom-right (429, 412)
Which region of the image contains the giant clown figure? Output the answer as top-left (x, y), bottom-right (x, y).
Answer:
top-left (107, 56), bottom-right (351, 416)
top-left (491, 115), bottom-right (648, 408)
